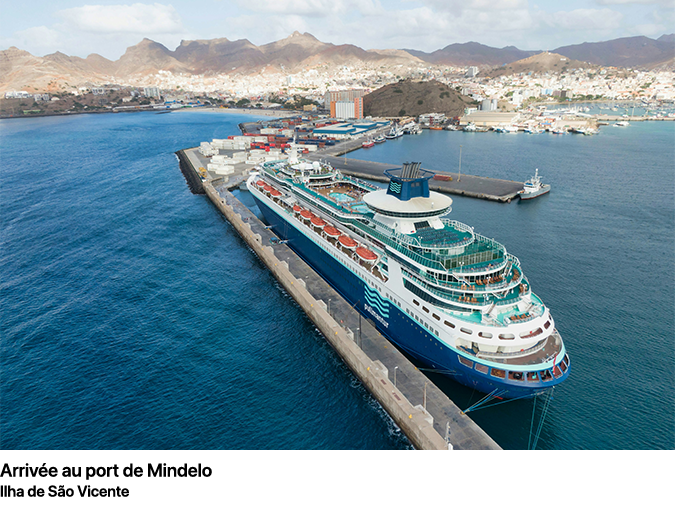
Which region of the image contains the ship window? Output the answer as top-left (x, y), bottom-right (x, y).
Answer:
top-left (460, 328), bottom-right (473, 335)
top-left (444, 320), bottom-right (455, 328)
top-left (490, 368), bottom-right (505, 379)
top-left (544, 321), bottom-right (551, 329)
top-left (499, 334), bottom-right (515, 340)
top-left (432, 313), bottom-right (440, 321)
top-left (520, 328), bottom-right (542, 339)
top-left (413, 300), bottom-right (420, 306)
top-left (474, 364), bottom-right (489, 374)
top-left (458, 356), bottom-right (473, 369)
top-left (508, 371), bottom-right (523, 381)
top-left (422, 306), bottom-right (429, 313)
top-left (478, 332), bottom-right (492, 339)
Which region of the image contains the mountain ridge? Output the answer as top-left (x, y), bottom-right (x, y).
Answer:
top-left (1, 33), bottom-right (673, 92)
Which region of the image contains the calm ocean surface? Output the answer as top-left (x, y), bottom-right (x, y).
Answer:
top-left (1, 111), bottom-right (673, 449)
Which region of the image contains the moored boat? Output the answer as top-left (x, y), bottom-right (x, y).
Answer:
top-left (518, 169), bottom-right (550, 200)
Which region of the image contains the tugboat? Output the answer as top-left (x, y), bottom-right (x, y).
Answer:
top-left (519, 169), bottom-right (550, 200)
top-left (374, 135), bottom-right (386, 144)
top-left (362, 139), bottom-right (375, 148)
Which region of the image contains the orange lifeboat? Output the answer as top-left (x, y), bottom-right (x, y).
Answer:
top-left (338, 235), bottom-right (357, 250)
top-left (292, 205), bottom-right (302, 213)
top-left (263, 184), bottom-right (272, 192)
top-left (256, 180), bottom-right (265, 187)
top-left (310, 216), bottom-right (326, 228)
top-left (300, 209), bottom-right (313, 221)
top-left (356, 247), bottom-right (378, 264)
top-left (323, 226), bottom-right (341, 238)
top-left (270, 189), bottom-right (282, 198)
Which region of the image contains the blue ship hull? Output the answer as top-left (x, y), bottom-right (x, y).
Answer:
top-left (253, 194), bottom-right (566, 398)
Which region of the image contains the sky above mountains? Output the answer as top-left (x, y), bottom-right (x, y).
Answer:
top-left (1, 0), bottom-right (673, 60)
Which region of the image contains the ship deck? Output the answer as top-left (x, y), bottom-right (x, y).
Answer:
top-left (474, 333), bottom-right (563, 366)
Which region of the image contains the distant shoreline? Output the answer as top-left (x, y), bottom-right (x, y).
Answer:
top-left (0, 106), bottom-right (306, 121)
top-left (182, 107), bottom-right (305, 118)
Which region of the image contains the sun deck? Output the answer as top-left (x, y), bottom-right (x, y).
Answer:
top-left (475, 332), bottom-right (563, 366)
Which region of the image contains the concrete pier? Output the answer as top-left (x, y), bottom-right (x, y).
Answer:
top-left (176, 147), bottom-right (500, 450)
top-left (313, 155), bottom-right (524, 203)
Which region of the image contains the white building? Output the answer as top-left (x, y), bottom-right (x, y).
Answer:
top-left (143, 87), bottom-right (161, 98)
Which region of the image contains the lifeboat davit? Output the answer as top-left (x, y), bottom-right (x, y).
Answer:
top-left (293, 205), bottom-right (302, 213)
top-left (310, 216), bottom-right (326, 228)
top-left (300, 209), bottom-right (313, 221)
top-left (323, 226), bottom-right (341, 238)
top-left (338, 235), bottom-right (358, 250)
top-left (356, 247), bottom-right (378, 264)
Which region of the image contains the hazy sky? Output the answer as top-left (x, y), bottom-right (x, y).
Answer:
top-left (1, 1), bottom-right (673, 60)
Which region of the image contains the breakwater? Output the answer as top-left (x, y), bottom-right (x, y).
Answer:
top-left (176, 149), bottom-right (205, 194)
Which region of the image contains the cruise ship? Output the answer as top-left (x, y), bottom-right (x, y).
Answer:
top-left (247, 149), bottom-right (570, 398)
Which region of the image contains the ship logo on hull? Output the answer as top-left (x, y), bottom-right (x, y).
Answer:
top-left (364, 285), bottom-right (390, 328)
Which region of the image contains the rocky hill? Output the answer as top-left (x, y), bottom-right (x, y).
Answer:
top-left (406, 42), bottom-right (536, 67)
top-left (363, 79), bottom-right (473, 118)
top-left (482, 52), bottom-right (593, 78)
top-left (553, 34), bottom-right (675, 69)
top-left (2, 32), bottom-right (674, 92)
top-left (0, 32), bottom-right (423, 91)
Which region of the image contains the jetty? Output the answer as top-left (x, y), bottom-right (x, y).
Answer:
top-left (314, 155), bottom-right (524, 203)
top-left (299, 134), bottom-right (524, 202)
top-left (176, 146), bottom-right (501, 450)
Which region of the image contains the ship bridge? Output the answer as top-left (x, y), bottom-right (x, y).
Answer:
top-left (362, 162), bottom-right (453, 235)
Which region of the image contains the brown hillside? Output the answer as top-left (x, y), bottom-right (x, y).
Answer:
top-left (483, 52), bottom-right (592, 78)
top-left (363, 79), bottom-right (473, 118)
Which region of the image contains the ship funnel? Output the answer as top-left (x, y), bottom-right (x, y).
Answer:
top-left (400, 162), bottom-right (422, 179)
top-left (383, 162), bottom-right (434, 201)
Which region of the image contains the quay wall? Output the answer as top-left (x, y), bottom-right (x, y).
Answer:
top-left (202, 181), bottom-right (450, 450)
top-left (176, 149), bottom-right (206, 194)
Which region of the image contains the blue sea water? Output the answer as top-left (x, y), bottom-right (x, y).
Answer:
top-left (0, 112), bottom-right (409, 450)
top-left (1, 112), bottom-right (673, 449)
top-left (349, 124), bottom-right (675, 449)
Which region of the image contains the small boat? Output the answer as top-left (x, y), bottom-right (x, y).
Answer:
top-left (519, 169), bottom-right (550, 200)
top-left (355, 246), bottom-right (378, 264)
top-left (323, 225), bottom-right (341, 238)
top-left (374, 135), bottom-right (386, 144)
top-left (385, 125), bottom-right (404, 139)
top-left (362, 140), bottom-right (374, 148)
top-left (614, 121), bottom-right (629, 127)
top-left (338, 235), bottom-right (358, 250)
